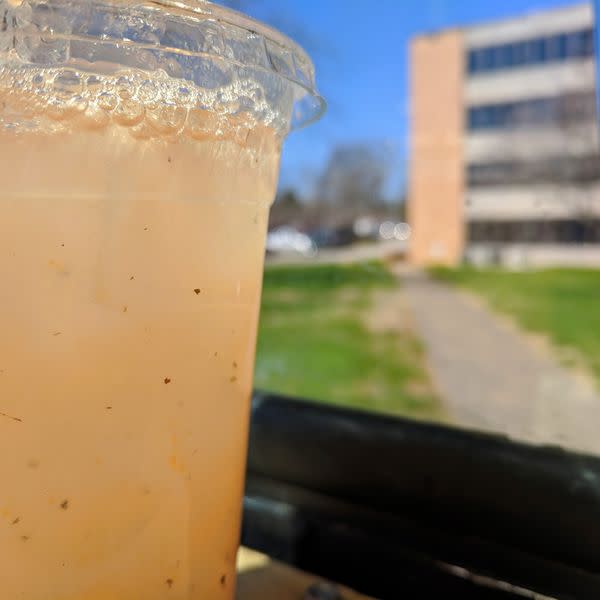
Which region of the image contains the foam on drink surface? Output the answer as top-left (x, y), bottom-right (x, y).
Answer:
top-left (0, 65), bottom-right (280, 599)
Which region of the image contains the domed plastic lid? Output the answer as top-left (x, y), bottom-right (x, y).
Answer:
top-left (0, 0), bottom-right (325, 132)
top-left (161, 0), bottom-right (326, 129)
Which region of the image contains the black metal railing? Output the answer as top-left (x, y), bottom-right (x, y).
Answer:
top-left (243, 392), bottom-right (600, 599)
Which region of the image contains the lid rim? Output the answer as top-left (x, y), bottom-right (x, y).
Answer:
top-left (0, 0), bottom-right (325, 129)
top-left (149, 0), bottom-right (324, 127)
top-left (151, 1), bottom-right (314, 66)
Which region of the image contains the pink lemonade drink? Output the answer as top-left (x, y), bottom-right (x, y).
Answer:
top-left (0, 1), bottom-right (323, 598)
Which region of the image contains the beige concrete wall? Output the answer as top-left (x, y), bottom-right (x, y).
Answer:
top-left (408, 30), bottom-right (465, 266)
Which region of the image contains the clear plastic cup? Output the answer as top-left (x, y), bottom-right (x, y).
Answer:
top-left (0, 1), bottom-right (323, 598)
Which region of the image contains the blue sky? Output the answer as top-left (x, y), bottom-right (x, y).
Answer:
top-left (222, 0), bottom-right (587, 197)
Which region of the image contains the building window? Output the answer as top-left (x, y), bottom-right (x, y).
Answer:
top-left (511, 40), bottom-right (528, 66)
top-left (467, 28), bottom-right (594, 75)
top-left (526, 38), bottom-right (546, 63)
top-left (468, 219), bottom-right (600, 244)
top-left (468, 153), bottom-right (600, 187)
top-left (467, 92), bottom-right (597, 131)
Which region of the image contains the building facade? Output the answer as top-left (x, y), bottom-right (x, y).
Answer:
top-left (408, 3), bottom-right (599, 266)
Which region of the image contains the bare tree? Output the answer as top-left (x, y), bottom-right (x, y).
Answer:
top-left (311, 142), bottom-right (394, 226)
top-left (269, 188), bottom-right (303, 229)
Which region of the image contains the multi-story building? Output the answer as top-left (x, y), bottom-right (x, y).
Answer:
top-left (408, 3), bottom-right (599, 266)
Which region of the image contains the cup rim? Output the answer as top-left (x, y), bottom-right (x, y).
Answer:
top-left (151, 0), bottom-right (326, 128)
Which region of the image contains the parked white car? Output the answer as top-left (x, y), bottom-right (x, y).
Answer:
top-left (266, 227), bottom-right (317, 257)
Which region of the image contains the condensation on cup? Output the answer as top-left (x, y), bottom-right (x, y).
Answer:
top-left (0, 1), bottom-right (323, 598)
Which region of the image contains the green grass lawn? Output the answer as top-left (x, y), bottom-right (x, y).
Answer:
top-left (431, 267), bottom-right (600, 385)
top-left (254, 262), bottom-right (441, 420)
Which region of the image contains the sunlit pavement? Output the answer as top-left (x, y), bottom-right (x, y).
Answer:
top-left (400, 267), bottom-right (600, 455)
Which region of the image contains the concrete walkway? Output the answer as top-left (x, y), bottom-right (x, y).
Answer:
top-left (401, 270), bottom-right (600, 455)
